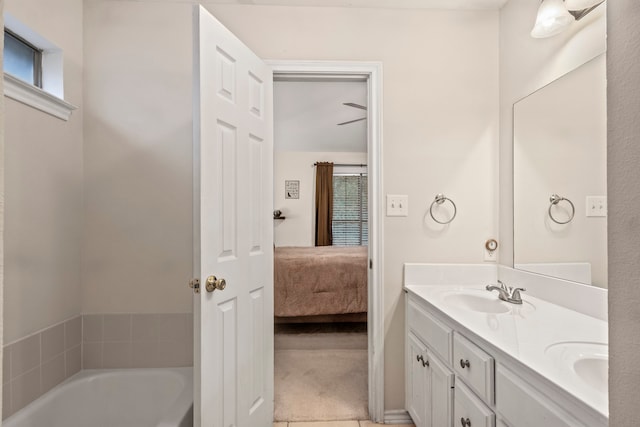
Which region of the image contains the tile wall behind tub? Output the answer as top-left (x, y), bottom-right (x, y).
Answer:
top-left (82, 313), bottom-right (193, 369)
top-left (3, 316), bottom-right (82, 419)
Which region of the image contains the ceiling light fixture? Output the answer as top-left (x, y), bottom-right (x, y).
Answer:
top-left (531, 0), bottom-right (605, 39)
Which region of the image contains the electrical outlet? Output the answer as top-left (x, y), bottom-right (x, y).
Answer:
top-left (586, 196), bottom-right (607, 217)
top-left (484, 248), bottom-right (497, 262)
top-left (386, 194), bottom-right (408, 217)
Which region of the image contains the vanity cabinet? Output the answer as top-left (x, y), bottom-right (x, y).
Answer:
top-left (407, 331), bottom-right (454, 427)
top-left (495, 365), bottom-right (582, 427)
top-left (406, 297), bottom-right (455, 427)
top-left (406, 291), bottom-right (599, 427)
top-left (406, 293), bottom-right (494, 427)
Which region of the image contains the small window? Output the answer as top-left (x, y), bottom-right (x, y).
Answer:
top-left (332, 174), bottom-right (368, 246)
top-left (4, 30), bottom-right (42, 87)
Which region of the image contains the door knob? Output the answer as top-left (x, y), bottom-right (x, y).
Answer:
top-left (206, 275), bottom-right (226, 293)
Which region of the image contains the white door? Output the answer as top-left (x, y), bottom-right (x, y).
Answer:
top-left (193, 5), bottom-right (274, 427)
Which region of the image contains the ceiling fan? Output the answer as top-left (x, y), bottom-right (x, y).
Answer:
top-left (337, 102), bottom-right (367, 126)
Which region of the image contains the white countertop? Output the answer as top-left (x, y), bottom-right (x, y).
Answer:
top-left (405, 284), bottom-right (608, 419)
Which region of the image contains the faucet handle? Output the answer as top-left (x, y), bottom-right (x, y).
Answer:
top-left (497, 280), bottom-right (509, 291)
top-left (510, 287), bottom-right (526, 299)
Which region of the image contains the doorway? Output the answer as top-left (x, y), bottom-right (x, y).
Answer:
top-left (269, 61), bottom-right (384, 423)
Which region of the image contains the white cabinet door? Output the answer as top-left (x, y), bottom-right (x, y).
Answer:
top-left (407, 332), bottom-right (430, 427)
top-left (193, 5), bottom-right (274, 427)
top-left (407, 331), bottom-right (454, 427)
top-left (429, 352), bottom-right (454, 427)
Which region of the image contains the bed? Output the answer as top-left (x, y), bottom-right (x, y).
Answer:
top-left (274, 246), bottom-right (368, 322)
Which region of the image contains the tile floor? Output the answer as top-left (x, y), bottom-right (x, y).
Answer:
top-left (274, 422), bottom-right (414, 427)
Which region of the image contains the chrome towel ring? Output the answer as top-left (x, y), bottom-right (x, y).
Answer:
top-left (548, 194), bottom-right (575, 224)
top-left (430, 193), bottom-right (457, 224)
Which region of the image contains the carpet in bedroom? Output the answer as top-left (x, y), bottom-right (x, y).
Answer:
top-left (274, 324), bottom-right (368, 422)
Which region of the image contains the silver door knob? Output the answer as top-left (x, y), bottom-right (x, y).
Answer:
top-left (206, 275), bottom-right (226, 293)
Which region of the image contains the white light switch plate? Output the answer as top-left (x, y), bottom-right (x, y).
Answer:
top-left (386, 194), bottom-right (408, 217)
top-left (586, 196), bottom-right (607, 217)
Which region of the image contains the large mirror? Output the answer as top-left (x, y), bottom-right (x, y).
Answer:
top-left (514, 54), bottom-right (607, 288)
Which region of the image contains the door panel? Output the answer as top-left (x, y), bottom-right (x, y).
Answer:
top-left (219, 299), bottom-right (238, 427)
top-left (248, 72), bottom-right (264, 118)
top-left (249, 134), bottom-right (264, 254)
top-left (193, 5), bottom-right (274, 427)
top-left (217, 120), bottom-right (238, 259)
top-left (249, 287), bottom-right (266, 413)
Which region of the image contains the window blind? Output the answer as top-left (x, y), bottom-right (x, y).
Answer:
top-left (332, 174), bottom-right (368, 246)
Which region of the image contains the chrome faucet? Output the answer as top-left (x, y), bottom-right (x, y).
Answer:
top-left (486, 280), bottom-right (526, 304)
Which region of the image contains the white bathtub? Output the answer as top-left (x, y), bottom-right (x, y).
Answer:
top-left (3, 367), bottom-right (193, 427)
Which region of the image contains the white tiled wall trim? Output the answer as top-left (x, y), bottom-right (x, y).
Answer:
top-left (2, 316), bottom-right (82, 419)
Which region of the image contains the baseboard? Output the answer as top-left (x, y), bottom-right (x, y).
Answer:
top-left (383, 409), bottom-right (414, 424)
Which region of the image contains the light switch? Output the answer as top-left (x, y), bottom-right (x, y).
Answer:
top-left (586, 196), bottom-right (607, 217)
top-left (386, 194), bottom-right (408, 217)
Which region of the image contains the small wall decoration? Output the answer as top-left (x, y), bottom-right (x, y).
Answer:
top-left (285, 180), bottom-right (299, 199)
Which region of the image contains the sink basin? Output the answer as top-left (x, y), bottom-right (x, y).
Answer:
top-left (443, 293), bottom-right (510, 314)
top-left (545, 342), bottom-right (608, 392)
top-left (574, 357), bottom-right (608, 390)
top-left (441, 290), bottom-right (536, 315)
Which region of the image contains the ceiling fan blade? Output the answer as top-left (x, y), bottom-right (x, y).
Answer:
top-left (337, 117), bottom-right (367, 126)
top-left (343, 102), bottom-right (367, 111)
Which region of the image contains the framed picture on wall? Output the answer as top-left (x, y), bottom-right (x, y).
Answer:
top-left (285, 180), bottom-right (299, 199)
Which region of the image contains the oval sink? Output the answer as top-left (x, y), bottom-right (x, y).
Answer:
top-left (545, 341), bottom-right (608, 392)
top-left (443, 293), bottom-right (510, 314)
top-left (574, 357), bottom-right (608, 391)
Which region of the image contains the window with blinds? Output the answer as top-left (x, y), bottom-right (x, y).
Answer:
top-left (332, 174), bottom-right (368, 246)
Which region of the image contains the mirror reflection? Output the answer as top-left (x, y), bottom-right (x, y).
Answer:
top-left (513, 54), bottom-right (607, 288)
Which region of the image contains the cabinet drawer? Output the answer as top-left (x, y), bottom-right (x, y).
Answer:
top-left (496, 365), bottom-right (584, 427)
top-left (453, 332), bottom-right (494, 404)
top-left (408, 298), bottom-right (452, 362)
top-left (455, 381), bottom-right (495, 427)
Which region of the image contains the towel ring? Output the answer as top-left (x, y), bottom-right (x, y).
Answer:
top-left (430, 193), bottom-right (457, 224)
top-left (548, 194), bottom-right (575, 224)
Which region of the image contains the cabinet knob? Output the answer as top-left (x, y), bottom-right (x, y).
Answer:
top-left (460, 359), bottom-right (470, 369)
top-left (416, 354), bottom-right (424, 363)
top-left (460, 417), bottom-right (471, 427)
top-left (422, 359), bottom-right (430, 368)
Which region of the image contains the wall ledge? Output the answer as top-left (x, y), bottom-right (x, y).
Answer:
top-left (3, 73), bottom-right (77, 121)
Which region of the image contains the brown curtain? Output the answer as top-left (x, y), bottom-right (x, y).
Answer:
top-left (315, 162), bottom-right (334, 246)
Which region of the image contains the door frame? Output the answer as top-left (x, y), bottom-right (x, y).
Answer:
top-left (267, 60), bottom-right (384, 423)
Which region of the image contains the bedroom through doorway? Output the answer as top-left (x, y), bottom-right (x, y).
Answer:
top-left (272, 75), bottom-right (370, 423)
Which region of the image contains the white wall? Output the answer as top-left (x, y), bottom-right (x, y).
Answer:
top-left (513, 55), bottom-right (607, 287)
top-left (83, 1), bottom-right (499, 411)
top-left (82, 1), bottom-right (194, 314)
top-left (498, 0), bottom-right (606, 268)
top-left (0, 0), bottom-right (5, 410)
top-left (4, 0), bottom-right (84, 343)
top-left (274, 151), bottom-right (367, 247)
top-left (607, 1), bottom-right (640, 423)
